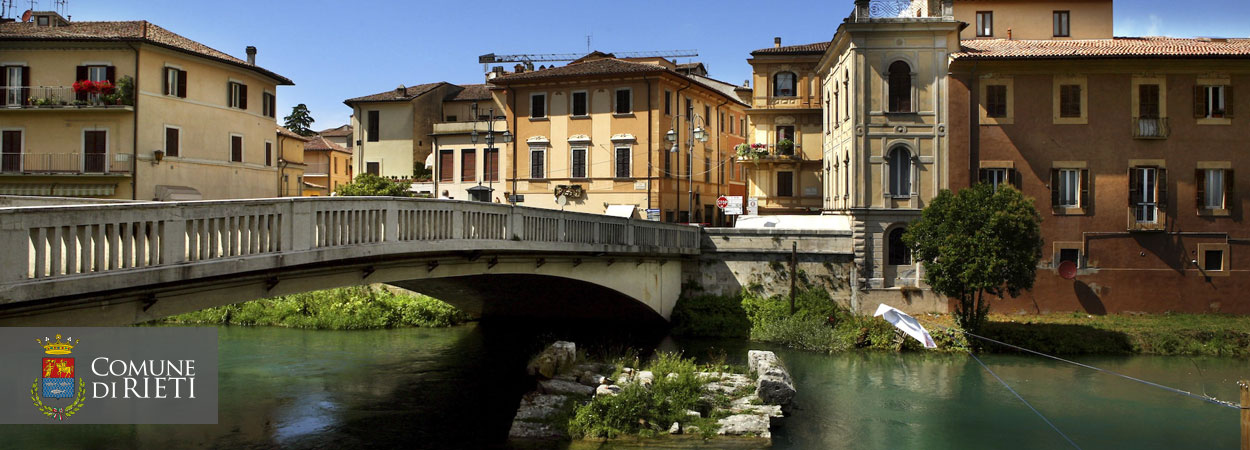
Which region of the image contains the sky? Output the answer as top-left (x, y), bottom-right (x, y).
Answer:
top-left (21, 0), bottom-right (1250, 129)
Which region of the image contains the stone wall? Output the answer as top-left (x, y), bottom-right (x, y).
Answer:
top-left (687, 228), bottom-right (857, 308)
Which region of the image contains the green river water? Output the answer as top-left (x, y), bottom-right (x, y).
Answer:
top-left (0, 324), bottom-right (1243, 449)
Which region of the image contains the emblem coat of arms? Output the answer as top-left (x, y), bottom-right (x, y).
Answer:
top-left (31, 334), bottom-right (86, 420)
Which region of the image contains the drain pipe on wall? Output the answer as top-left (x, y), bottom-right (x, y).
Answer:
top-left (128, 41), bottom-right (141, 200)
top-left (645, 77), bottom-right (653, 215)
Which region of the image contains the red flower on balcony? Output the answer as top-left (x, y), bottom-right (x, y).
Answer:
top-left (72, 80), bottom-right (112, 95)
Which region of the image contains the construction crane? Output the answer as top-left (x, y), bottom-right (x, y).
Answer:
top-left (479, 49), bottom-right (698, 71)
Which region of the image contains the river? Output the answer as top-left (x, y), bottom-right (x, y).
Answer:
top-left (0, 323), bottom-right (1243, 449)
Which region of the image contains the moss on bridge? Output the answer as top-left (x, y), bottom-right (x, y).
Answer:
top-left (162, 285), bottom-right (470, 329)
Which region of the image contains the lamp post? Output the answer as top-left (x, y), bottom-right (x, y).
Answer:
top-left (471, 103), bottom-right (512, 202)
top-left (666, 109), bottom-right (709, 223)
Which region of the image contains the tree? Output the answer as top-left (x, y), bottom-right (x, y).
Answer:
top-left (283, 104), bottom-right (315, 136)
top-left (334, 174), bottom-right (412, 197)
top-left (902, 183), bottom-right (1042, 335)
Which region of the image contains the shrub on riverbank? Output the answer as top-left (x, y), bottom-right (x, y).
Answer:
top-left (164, 286), bottom-right (468, 329)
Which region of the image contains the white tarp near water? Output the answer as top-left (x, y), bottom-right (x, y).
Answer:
top-left (873, 304), bottom-right (937, 348)
top-left (733, 214), bottom-right (851, 230)
top-left (605, 204), bottom-right (637, 219)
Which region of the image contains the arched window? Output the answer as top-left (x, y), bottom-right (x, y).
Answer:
top-left (773, 72), bottom-right (797, 97)
top-left (888, 61), bottom-right (912, 112)
top-left (887, 227), bottom-right (910, 265)
top-left (888, 146), bottom-right (912, 197)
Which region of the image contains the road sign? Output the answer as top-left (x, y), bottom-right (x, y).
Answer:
top-left (716, 196), bottom-right (729, 209)
top-left (746, 197), bottom-right (759, 215)
top-left (722, 196), bottom-right (743, 215)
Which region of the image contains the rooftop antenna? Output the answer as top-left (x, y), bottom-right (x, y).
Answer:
top-left (53, 0), bottom-right (65, 16)
top-left (586, 34), bottom-right (591, 52)
top-left (0, 0), bottom-right (12, 18)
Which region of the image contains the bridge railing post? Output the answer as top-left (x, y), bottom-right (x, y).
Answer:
top-left (161, 209), bottom-right (187, 265)
top-left (625, 220), bottom-right (635, 247)
top-left (0, 222), bottom-right (29, 282)
top-left (290, 199), bottom-right (314, 251)
top-left (509, 205), bottom-right (524, 241)
top-left (451, 203), bottom-right (465, 240)
top-left (384, 200), bottom-right (399, 243)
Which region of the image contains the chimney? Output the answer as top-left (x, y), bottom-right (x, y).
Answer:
top-left (514, 63), bottom-right (526, 73)
top-left (774, 37), bottom-right (782, 48)
top-left (1007, 28), bottom-right (1013, 40)
top-left (246, 46), bottom-right (257, 65)
top-left (744, 80), bottom-right (750, 88)
top-left (396, 84), bottom-right (406, 96)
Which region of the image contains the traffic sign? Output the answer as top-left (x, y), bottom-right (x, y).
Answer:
top-left (716, 196), bottom-right (729, 209)
top-left (722, 196), bottom-right (743, 215)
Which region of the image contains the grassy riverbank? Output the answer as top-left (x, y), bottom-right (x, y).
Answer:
top-left (670, 290), bottom-right (1250, 356)
top-left (164, 286), bottom-right (469, 329)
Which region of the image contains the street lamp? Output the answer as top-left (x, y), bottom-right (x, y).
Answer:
top-left (666, 110), bottom-right (709, 223)
top-left (470, 103), bottom-right (512, 202)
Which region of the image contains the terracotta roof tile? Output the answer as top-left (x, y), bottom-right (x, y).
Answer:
top-left (318, 125), bottom-right (353, 137)
top-left (277, 127), bottom-right (310, 141)
top-left (449, 84), bottom-right (494, 101)
top-left (954, 37), bottom-right (1250, 60)
top-left (0, 20), bottom-right (293, 84)
top-left (492, 58), bottom-right (747, 106)
top-left (344, 82), bottom-right (446, 104)
top-left (750, 41), bottom-right (831, 56)
top-left (304, 135), bottom-right (350, 153)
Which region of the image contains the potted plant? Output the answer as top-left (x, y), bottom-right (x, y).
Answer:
top-left (735, 143), bottom-right (768, 160)
top-left (775, 138), bottom-right (794, 156)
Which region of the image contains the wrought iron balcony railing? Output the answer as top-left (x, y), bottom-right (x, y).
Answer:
top-left (1132, 117), bottom-right (1169, 139)
top-left (1, 86), bottom-right (132, 110)
top-left (0, 152), bottom-right (133, 174)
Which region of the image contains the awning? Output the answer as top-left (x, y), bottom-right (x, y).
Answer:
top-left (0, 183), bottom-right (116, 197)
top-left (605, 204), bottom-right (637, 218)
top-left (424, 152), bottom-right (435, 169)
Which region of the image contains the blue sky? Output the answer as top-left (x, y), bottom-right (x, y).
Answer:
top-left (31, 0), bottom-right (1250, 128)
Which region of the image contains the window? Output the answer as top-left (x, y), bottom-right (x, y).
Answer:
top-left (843, 71), bottom-right (850, 121)
top-left (445, 115), bottom-right (457, 122)
top-left (887, 228), bottom-right (910, 265)
top-left (1130, 167), bottom-right (1166, 224)
top-left (976, 11), bottom-right (993, 37)
top-left (530, 93), bottom-right (547, 118)
top-left (228, 82), bottom-right (247, 109)
top-left (1053, 11), bottom-right (1070, 37)
top-left (164, 127), bottom-right (180, 157)
top-left (438, 150), bottom-right (453, 181)
top-left (262, 92), bottom-right (275, 118)
top-left (986, 85), bottom-right (1008, 118)
top-left (572, 91), bottom-right (588, 117)
top-left (740, 118), bottom-right (746, 136)
top-left (230, 135), bottom-right (243, 163)
top-left (777, 171), bottom-right (794, 197)
top-left (1196, 85), bottom-right (1230, 118)
top-left (1196, 168), bottom-right (1233, 210)
top-left (664, 90), bottom-right (672, 115)
top-left (888, 61), bottom-right (912, 113)
top-left (663, 151), bottom-right (672, 178)
top-left (484, 148), bottom-right (499, 182)
top-left (729, 114), bottom-right (735, 134)
top-left (3, 65), bottom-right (26, 106)
top-left (1137, 84), bottom-right (1162, 137)
top-left (366, 110), bottom-right (379, 142)
top-left (1060, 84), bottom-right (1082, 118)
top-left (773, 72), bottom-right (797, 97)
top-left (704, 157), bottom-right (710, 182)
top-left (887, 147), bottom-right (911, 197)
top-left (164, 67), bottom-right (193, 101)
top-left (1056, 169), bottom-right (1081, 207)
top-left (264, 141), bottom-right (272, 166)
top-left (76, 65), bottom-right (112, 102)
top-left (615, 146), bottom-right (631, 178)
top-left (460, 149), bottom-right (475, 182)
top-left (615, 89), bottom-right (632, 114)
top-left (366, 162), bottom-right (379, 175)
top-left (2, 130), bottom-right (23, 172)
top-left (571, 147), bottom-right (588, 178)
top-left (719, 112), bottom-right (724, 132)
top-left (36, 16), bottom-right (48, 26)
top-left (776, 125), bottom-right (794, 143)
top-left (530, 146), bottom-right (545, 179)
top-left (83, 129), bottom-right (107, 172)
top-left (1198, 243), bottom-right (1230, 275)
top-left (704, 106), bottom-right (711, 127)
top-left (980, 168), bottom-right (1011, 192)
top-left (1059, 248), bottom-right (1080, 266)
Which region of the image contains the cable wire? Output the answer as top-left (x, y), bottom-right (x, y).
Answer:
top-left (968, 351), bottom-right (1082, 449)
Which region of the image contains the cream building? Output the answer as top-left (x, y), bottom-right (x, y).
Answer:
top-left (818, 0), bottom-right (960, 289)
top-left (344, 82), bottom-right (459, 180)
top-left (742, 38), bottom-right (827, 215)
top-left (0, 12), bottom-right (294, 200)
top-left (432, 84), bottom-right (509, 202)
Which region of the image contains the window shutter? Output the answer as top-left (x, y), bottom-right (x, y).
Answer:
top-left (177, 70), bottom-right (187, 98)
top-left (1195, 169), bottom-right (1206, 209)
top-left (1128, 168), bottom-right (1139, 207)
top-left (1194, 86), bottom-right (1206, 118)
top-left (979, 168), bottom-right (988, 184)
top-left (105, 66), bottom-right (115, 84)
top-left (227, 83), bottom-right (233, 106)
top-left (1050, 169), bottom-right (1060, 206)
top-left (1009, 168), bottom-right (1021, 189)
top-left (1224, 85), bottom-right (1234, 118)
top-left (1225, 169), bottom-right (1235, 209)
top-left (75, 66), bottom-right (87, 101)
top-left (0, 67), bottom-right (7, 105)
top-left (882, 158), bottom-right (891, 197)
top-left (162, 68), bottom-right (170, 96)
top-left (1157, 168), bottom-right (1168, 216)
top-left (1080, 169), bottom-right (1090, 209)
top-left (239, 84), bottom-right (248, 110)
top-left (21, 66), bottom-right (30, 106)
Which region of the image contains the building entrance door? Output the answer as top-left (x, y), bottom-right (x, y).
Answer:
top-left (84, 130), bottom-right (107, 172)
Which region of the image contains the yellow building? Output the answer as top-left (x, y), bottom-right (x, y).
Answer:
top-left (818, 1), bottom-right (961, 289)
top-left (301, 135), bottom-right (353, 196)
top-left (432, 84), bottom-right (509, 202)
top-left (0, 12), bottom-right (294, 200)
top-left (742, 38), bottom-right (827, 215)
top-left (317, 124), bottom-right (353, 152)
top-left (343, 83), bottom-right (460, 180)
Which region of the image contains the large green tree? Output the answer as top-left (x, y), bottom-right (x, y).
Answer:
top-left (283, 104), bottom-right (316, 137)
top-left (902, 183), bottom-right (1043, 334)
top-left (334, 174), bottom-right (411, 197)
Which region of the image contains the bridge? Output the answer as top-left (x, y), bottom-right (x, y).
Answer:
top-left (0, 198), bottom-right (700, 326)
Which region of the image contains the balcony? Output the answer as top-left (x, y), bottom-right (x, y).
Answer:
top-left (304, 163), bottom-right (332, 176)
top-left (0, 152), bottom-right (133, 174)
top-left (432, 120), bottom-right (507, 136)
top-left (1, 86), bottom-right (134, 112)
top-left (1132, 117), bottom-right (1169, 139)
top-left (736, 144), bottom-right (805, 164)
